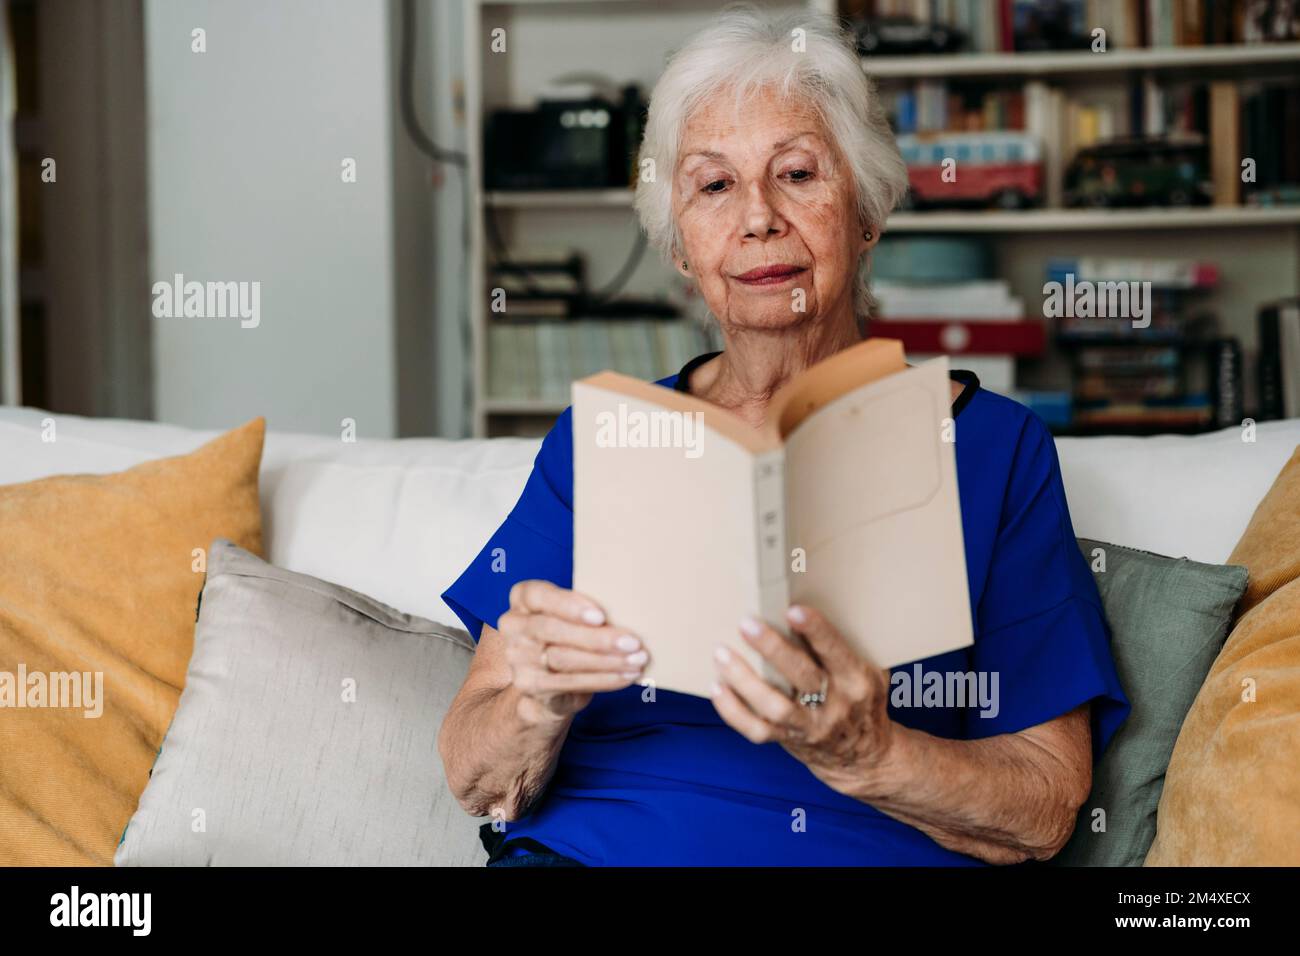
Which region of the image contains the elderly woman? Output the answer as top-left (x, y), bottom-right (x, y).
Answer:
top-left (438, 7), bottom-right (1129, 867)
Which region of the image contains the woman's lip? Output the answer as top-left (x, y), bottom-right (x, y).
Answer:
top-left (734, 266), bottom-right (806, 285)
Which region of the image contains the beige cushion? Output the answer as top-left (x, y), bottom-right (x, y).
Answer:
top-left (114, 540), bottom-right (482, 866)
top-left (0, 419), bottom-right (265, 865)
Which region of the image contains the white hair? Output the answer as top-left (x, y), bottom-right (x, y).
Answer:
top-left (633, 3), bottom-right (908, 322)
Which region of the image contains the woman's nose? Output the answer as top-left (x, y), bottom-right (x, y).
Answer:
top-left (740, 181), bottom-right (787, 239)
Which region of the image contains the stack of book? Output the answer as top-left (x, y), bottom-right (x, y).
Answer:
top-left (868, 279), bottom-right (1040, 392)
top-left (488, 319), bottom-right (720, 404)
top-left (490, 248), bottom-right (585, 320)
top-left (1048, 256), bottom-right (1222, 431)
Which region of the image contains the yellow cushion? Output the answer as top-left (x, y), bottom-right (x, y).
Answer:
top-left (0, 419), bottom-right (265, 865)
top-left (1145, 446), bottom-right (1300, 865)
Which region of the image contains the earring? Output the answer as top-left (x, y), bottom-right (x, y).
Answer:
top-left (681, 260), bottom-right (689, 270)
top-left (863, 229), bottom-right (873, 241)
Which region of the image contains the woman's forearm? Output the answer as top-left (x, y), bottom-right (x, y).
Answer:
top-left (836, 706), bottom-right (1092, 864)
top-left (439, 684), bottom-right (573, 821)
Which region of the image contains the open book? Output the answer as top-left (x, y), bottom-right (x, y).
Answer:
top-left (572, 337), bottom-right (973, 699)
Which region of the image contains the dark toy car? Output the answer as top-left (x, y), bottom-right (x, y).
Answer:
top-left (1064, 137), bottom-right (1213, 208)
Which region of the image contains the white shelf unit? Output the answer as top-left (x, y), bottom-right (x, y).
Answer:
top-left (464, 0), bottom-right (832, 436)
top-left (464, 1), bottom-right (1300, 434)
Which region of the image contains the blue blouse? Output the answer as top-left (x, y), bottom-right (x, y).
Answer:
top-left (442, 355), bottom-right (1131, 866)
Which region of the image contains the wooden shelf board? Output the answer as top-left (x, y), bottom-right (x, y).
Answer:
top-left (484, 188), bottom-right (635, 208)
top-left (885, 207), bottom-right (1300, 232)
top-left (864, 43), bottom-right (1300, 79)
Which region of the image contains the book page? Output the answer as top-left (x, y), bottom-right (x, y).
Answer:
top-left (782, 357), bottom-right (974, 669)
top-left (572, 379), bottom-right (778, 699)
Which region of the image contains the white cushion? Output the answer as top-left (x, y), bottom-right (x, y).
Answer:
top-left (264, 451), bottom-right (536, 626)
top-left (1055, 419), bottom-right (1300, 564)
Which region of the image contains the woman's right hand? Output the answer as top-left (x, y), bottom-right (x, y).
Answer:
top-left (497, 580), bottom-right (649, 725)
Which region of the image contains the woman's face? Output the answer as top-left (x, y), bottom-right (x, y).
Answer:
top-left (672, 87), bottom-right (870, 333)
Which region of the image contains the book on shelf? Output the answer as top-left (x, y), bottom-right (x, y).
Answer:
top-left (1047, 257), bottom-right (1216, 342)
top-left (1071, 344), bottom-right (1181, 406)
top-left (1075, 369), bottom-right (1180, 399)
top-left (873, 279), bottom-right (1026, 319)
top-left (1045, 257), bottom-right (1219, 288)
top-left (1071, 397), bottom-right (1213, 429)
top-left (1242, 85), bottom-right (1300, 202)
top-left (868, 319), bottom-right (1045, 358)
top-left (571, 337), bottom-right (973, 699)
top-left (868, 277), bottom-right (1034, 393)
top-left (487, 318), bottom-right (718, 404)
top-left (863, 0), bottom-right (1300, 53)
top-left (1210, 81), bottom-right (1241, 206)
top-left (1258, 299), bottom-right (1300, 420)
top-left (1207, 336), bottom-right (1245, 428)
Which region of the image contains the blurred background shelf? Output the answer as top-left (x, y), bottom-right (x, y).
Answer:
top-left (482, 398), bottom-right (570, 414)
top-left (864, 41), bottom-right (1300, 79)
top-left (484, 188), bottom-right (635, 208)
top-left (886, 207), bottom-right (1300, 231)
top-left (463, 0), bottom-right (1300, 437)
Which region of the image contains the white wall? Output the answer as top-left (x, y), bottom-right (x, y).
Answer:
top-left (145, 0), bottom-right (399, 436)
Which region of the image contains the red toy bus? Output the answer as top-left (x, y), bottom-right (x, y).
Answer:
top-left (897, 132), bottom-right (1044, 210)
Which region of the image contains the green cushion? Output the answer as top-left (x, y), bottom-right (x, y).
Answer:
top-left (1052, 538), bottom-right (1248, 867)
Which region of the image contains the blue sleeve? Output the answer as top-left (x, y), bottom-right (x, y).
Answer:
top-left (963, 413), bottom-right (1131, 760)
top-left (441, 409), bottom-right (575, 643)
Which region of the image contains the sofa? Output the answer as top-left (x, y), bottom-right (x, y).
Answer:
top-left (2, 405), bottom-right (1299, 866)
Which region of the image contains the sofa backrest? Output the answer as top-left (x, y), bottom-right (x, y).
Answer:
top-left (4, 406), bottom-right (1300, 628)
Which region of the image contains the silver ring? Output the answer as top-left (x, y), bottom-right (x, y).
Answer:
top-left (797, 675), bottom-right (829, 709)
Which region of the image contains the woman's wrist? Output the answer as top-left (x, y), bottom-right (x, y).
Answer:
top-left (513, 688), bottom-right (576, 734)
top-left (838, 719), bottom-right (920, 805)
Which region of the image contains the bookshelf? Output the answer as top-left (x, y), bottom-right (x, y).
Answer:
top-left (465, 0), bottom-right (1300, 436)
top-left (858, 0), bottom-right (1300, 433)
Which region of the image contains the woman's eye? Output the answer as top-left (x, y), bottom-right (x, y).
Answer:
top-left (785, 168), bottom-right (813, 183)
top-left (701, 179), bottom-right (728, 194)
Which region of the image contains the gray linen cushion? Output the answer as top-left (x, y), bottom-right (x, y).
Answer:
top-left (114, 539), bottom-right (483, 866)
top-left (1052, 538), bottom-right (1248, 867)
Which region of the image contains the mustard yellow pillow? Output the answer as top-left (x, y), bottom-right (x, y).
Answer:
top-left (0, 419), bottom-right (265, 865)
top-left (1145, 446), bottom-right (1300, 865)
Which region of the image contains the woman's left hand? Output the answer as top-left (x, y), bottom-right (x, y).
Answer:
top-left (710, 605), bottom-right (896, 795)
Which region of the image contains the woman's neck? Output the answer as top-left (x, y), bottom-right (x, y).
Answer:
top-left (694, 312), bottom-right (862, 429)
